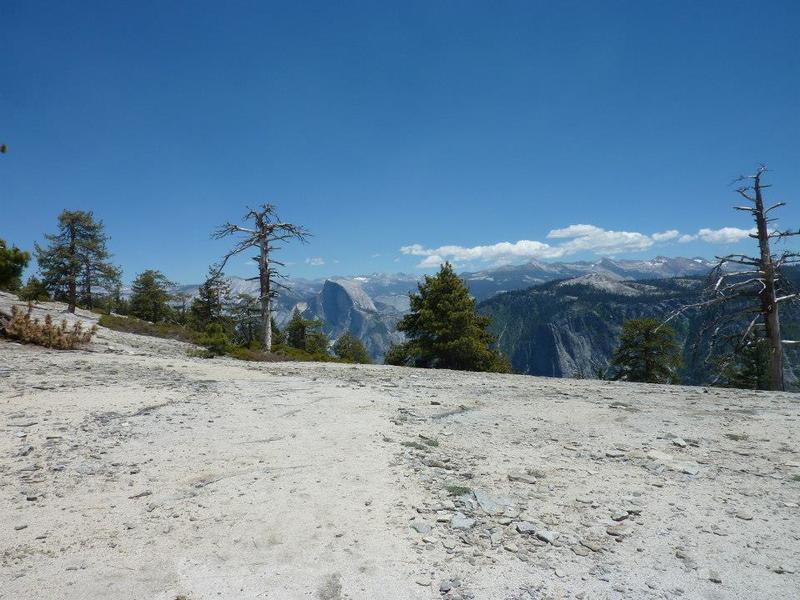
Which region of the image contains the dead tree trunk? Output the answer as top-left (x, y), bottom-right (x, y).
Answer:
top-left (214, 204), bottom-right (309, 352)
top-left (751, 172), bottom-right (784, 390)
top-left (258, 232), bottom-right (272, 350)
top-left (668, 166), bottom-right (800, 391)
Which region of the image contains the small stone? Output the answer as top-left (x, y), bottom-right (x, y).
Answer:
top-left (415, 577), bottom-right (432, 586)
top-left (606, 523), bottom-right (632, 538)
top-left (735, 511), bottom-right (753, 521)
top-left (680, 463), bottom-right (700, 475)
top-left (536, 530), bottom-right (559, 544)
top-left (410, 520), bottom-right (431, 534)
top-left (440, 580), bottom-right (453, 593)
top-left (605, 450), bottom-right (625, 458)
top-left (673, 438), bottom-right (688, 448)
top-left (442, 538), bottom-right (457, 550)
top-left (611, 511), bottom-right (628, 521)
top-left (515, 521), bottom-right (536, 534)
top-left (508, 472), bottom-right (537, 485)
top-left (708, 570), bottom-right (722, 583)
top-left (572, 544), bottom-right (590, 556)
top-left (503, 543), bottom-right (518, 552)
top-left (451, 513), bottom-right (475, 530)
top-left (580, 539), bottom-right (603, 552)
top-left (14, 524), bottom-right (27, 531)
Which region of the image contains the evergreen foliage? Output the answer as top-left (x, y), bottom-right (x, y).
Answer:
top-left (386, 262), bottom-right (510, 373)
top-left (128, 270), bottom-right (174, 323)
top-left (717, 336), bottom-right (771, 390)
top-left (17, 276), bottom-right (50, 302)
top-left (190, 267), bottom-right (231, 331)
top-left (35, 210), bottom-right (120, 312)
top-left (333, 332), bottom-right (371, 364)
top-left (197, 323), bottom-right (230, 356)
top-left (0, 239), bottom-right (30, 291)
top-left (284, 308), bottom-right (329, 356)
top-left (610, 318), bottom-right (682, 384)
top-left (229, 293), bottom-right (262, 347)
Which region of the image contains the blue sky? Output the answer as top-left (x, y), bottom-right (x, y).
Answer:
top-left (2, 1), bottom-right (799, 283)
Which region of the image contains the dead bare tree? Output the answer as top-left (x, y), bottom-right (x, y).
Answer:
top-left (213, 205), bottom-right (310, 351)
top-left (667, 166), bottom-right (799, 391)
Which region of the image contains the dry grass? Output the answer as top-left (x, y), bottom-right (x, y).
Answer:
top-left (2, 304), bottom-right (97, 349)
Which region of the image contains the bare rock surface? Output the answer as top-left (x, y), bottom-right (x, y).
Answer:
top-left (1, 294), bottom-right (799, 599)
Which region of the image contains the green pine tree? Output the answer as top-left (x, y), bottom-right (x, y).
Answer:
top-left (386, 262), bottom-right (510, 373)
top-left (128, 270), bottom-right (174, 323)
top-left (17, 276), bottom-right (50, 302)
top-left (190, 267), bottom-right (231, 331)
top-left (284, 308), bottom-right (328, 355)
top-left (717, 336), bottom-right (771, 390)
top-left (35, 210), bottom-right (120, 312)
top-left (610, 318), bottom-right (682, 384)
top-left (333, 332), bottom-right (371, 364)
top-left (0, 239), bottom-right (30, 291)
top-left (285, 308), bottom-right (308, 349)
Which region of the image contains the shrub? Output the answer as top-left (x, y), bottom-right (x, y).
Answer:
top-left (197, 323), bottom-right (230, 356)
top-left (2, 304), bottom-right (97, 349)
top-left (99, 314), bottom-right (201, 344)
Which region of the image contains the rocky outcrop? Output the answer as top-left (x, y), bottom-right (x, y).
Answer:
top-left (303, 279), bottom-right (404, 360)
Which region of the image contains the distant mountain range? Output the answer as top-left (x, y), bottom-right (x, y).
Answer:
top-left (479, 269), bottom-right (800, 388)
top-left (177, 256), bottom-right (718, 360)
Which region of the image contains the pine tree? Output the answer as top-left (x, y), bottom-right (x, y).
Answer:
top-left (284, 308), bottom-right (328, 354)
top-left (0, 239), bottom-right (30, 291)
top-left (285, 308), bottom-right (308, 349)
top-left (270, 316), bottom-right (284, 349)
top-left (129, 270), bottom-right (174, 323)
top-left (35, 210), bottom-right (120, 312)
top-left (17, 276), bottom-right (50, 302)
top-left (386, 262), bottom-right (510, 373)
top-left (230, 293), bottom-right (263, 347)
top-left (610, 318), bottom-right (682, 384)
top-left (718, 336), bottom-right (771, 390)
top-left (333, 333), bottom-right (371, 364)
top-left (190, 267), bottom-right (231, 331)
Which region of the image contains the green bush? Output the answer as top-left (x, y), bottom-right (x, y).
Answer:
top-left (197, 323), bottom-right (230, 356)
top-left (99, 314), bottom-right (202, 344)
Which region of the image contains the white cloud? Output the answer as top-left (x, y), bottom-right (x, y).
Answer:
top-left (696, 227), bottom-right (755, 244)
top-left (305, 257), bottom-right (325, 266)
top-left (401, 223), bottom-right (756, 268)
top-left (652, 230), bottom-right (680, 242)
top-left (401, 224), bottom-right (672, 267)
